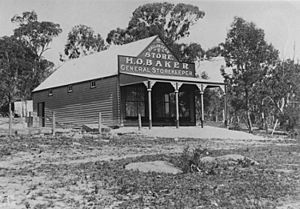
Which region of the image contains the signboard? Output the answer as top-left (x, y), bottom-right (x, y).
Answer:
top-left (118, 37), bottom-right (195, 77)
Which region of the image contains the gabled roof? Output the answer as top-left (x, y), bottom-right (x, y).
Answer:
top-left (33, 36), bottom-right (158, 92)
top-left (33, 36), bottom-right (228, 93)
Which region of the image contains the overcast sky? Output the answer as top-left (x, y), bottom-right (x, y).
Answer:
top-left (1, 0), bottom-right (300, 67)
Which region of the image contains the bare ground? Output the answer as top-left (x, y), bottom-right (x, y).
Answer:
top-left (0, 126), bottom-right (299, 208)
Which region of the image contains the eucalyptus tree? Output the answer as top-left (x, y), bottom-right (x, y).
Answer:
top-left (11, 11), bottom-right (62, 93)
top-left (63, 24), bottom-right (107, 60)
top-left (0, 36), bottom-right (35, 135)
top-left (222, 17), bottom-right (279, 133)
top-left (106, 2), bottom-right (205, 62)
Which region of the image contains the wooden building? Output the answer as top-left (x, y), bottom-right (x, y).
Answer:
top-left (32, 36), bottom-right (226, 128)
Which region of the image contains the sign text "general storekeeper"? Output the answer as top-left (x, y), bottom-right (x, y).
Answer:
top-left (118, 55), bottom-right (195, 77)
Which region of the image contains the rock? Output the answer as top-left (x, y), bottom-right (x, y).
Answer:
top-left (200, 154), bottom-right (258, 166)
top-left (125, 161), bottom-right (182, 174)
top-left (216, 154), bottom-right (258, 165)
top-left (200, 156), bottom-right (217, 164)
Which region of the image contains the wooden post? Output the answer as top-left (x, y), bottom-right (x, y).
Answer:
top-left (28, 111), bottom-right (32, 128)
top-left (148, 88), bottom-right (152, 129)
top-left (175, 90), bottom-right (179, 128)
top-left (224, 86), bottom-right (228, 128)
top-left (138, 113), bottom-right (142, 130)
top-left (200, 91), bottom-right (204, 128)
top-left (98, 112), bottom-right (102, 134)
top-left (9, 102), bottom-right (12, 137)
top-left (52, 111), bottom-right (56, 136)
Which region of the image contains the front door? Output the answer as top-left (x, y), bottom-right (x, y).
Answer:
top-left (152, 83), bottom-right (196, 126)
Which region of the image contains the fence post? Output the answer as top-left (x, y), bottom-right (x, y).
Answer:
top-left (98, 112), bottom-right (102, 134)
top-left (9, 102), bottom-right (12, 137)
top-left (138, 113), bottom-right (142, 130)
top-left (52, 111), bottom-right (56, 136)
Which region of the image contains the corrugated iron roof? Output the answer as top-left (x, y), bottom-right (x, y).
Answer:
top-left (33, 36), bottom-right (228, 92)
top-left (33, 36), bottom-right (158, 92)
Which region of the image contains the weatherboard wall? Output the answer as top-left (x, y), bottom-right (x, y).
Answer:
top-left (32, 75), bottom-right (120, 128)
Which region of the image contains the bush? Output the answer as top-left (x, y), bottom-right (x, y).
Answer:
top-left (176, 146), bottom-right (213, 174)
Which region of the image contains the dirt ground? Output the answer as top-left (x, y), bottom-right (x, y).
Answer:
top-left (0, 126), bottom-right (299, 209)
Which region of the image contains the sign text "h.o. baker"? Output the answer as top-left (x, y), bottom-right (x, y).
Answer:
top-left (118, 55), bottom-right (195, 77)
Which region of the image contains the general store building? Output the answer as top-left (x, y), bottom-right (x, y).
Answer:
top-left (32, 36), bottom-right (226, 128)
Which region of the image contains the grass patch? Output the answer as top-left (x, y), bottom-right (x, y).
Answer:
top-left (65, 146), bottom-right (297, 208)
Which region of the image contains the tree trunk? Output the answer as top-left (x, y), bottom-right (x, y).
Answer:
top-left (261, 112), bottom-right (268, 134)
top-left (247, 110), bottom-right (253, 133)
top-left (264, 119), bottom-right (269, 134)
top-left (271, 119), bottom-right (279, 136)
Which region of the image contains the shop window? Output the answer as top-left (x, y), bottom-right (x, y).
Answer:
top-left (125, 86), bottom-right (145, 117)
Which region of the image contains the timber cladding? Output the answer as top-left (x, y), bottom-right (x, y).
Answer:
top-left (32, 75), bottom-right (120, 128)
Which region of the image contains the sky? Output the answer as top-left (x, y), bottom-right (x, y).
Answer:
top-left (1, 0), bottom-right (300, 67)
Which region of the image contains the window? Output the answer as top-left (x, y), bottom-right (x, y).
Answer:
top-left (48, 89), bottom-right (53, 96)
top-left (125, 86), bottom-right (145, 117)
top-left (90, 80), bottom-right (96, 88)
top-left (67, 85), bottom-right (73, 93)
top-left (155, 92), bottom-right (175, 118)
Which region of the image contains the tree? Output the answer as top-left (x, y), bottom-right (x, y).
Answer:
top-left (62, 24), bottom-right (107, 60)
top-left (107, 3), bottom-right (204, 45)
top-left (222, 17), bottom-right (279, 133)
top-left (171, 42), bottom-right (205, 63)
top-left (205, 44), bottom-right (224, 59)
top-left (0, 36), bottom-right (35, 135)
top-left (259, 59), bottom-right (300, 133)
top-left (106, 3), bottom-right (205, 62)
top-left (11, 11), bottom-right (62, 94)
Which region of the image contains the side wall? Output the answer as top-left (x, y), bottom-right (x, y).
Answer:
top-left (32, 75), bottom-right (120, 128)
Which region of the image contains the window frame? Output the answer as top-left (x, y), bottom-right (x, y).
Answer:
top-left (67, 85), bottom-right (73, 93)
top-left (124, 85), bottom-right (146, 118)
top-left (90, 80), bottom-right (96, 89)
top-left (48, 89), bottom-right (53, 96)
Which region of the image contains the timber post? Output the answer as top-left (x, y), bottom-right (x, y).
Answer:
top-left (98, 112), bottom-right (102, 134)
top-left (175, 89), bottom-right (179, 128)
top-left (200, 91), bottom-right (204, 128)
top-left (144, 80), bottom-right (155, 130)
top-left (196, 84), bottom-right (207, 128)
top-left (171, 82), bottom-right (183, 129)
top-left (224, 85), bottom-right (228, 128)
top-left (9, 102), bottom-right (12, 137)
top-left (52, 111), bottom-right (56, 136)
top-left (138, 113), bottom-right (142, 130)
top-left (147, 87), bottom-right (152, 129)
